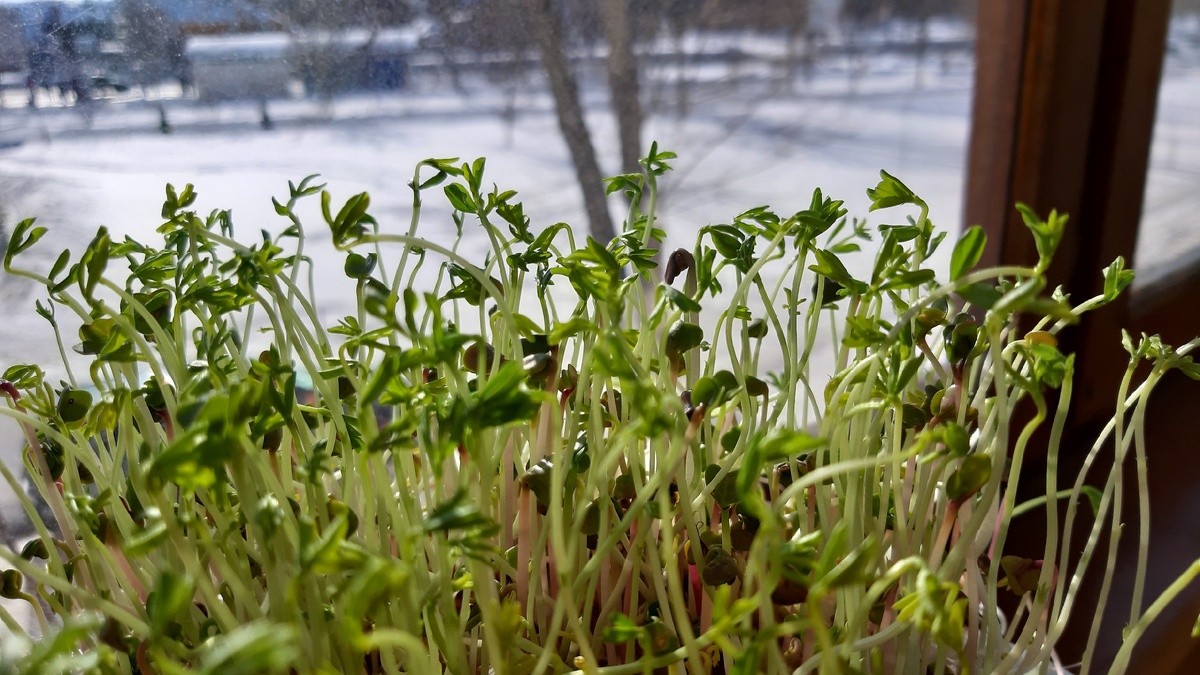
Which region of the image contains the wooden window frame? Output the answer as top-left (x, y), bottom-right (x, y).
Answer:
top-left (968, 0), bottom-right (1179, 420)
top-left (965, 0), bottom-right (1200, 670)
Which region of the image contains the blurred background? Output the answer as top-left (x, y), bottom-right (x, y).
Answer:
top-left (0, 0), bottom-right (987, 374)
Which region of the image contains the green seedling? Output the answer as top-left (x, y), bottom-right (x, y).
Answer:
top-left (0, 152), bottom-right (1196, 675)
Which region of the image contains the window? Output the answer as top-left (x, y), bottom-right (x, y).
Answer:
top-left (1, 0), bottom-right (981, 383)
top-left (1135, 1), bottom-right (1200, 284)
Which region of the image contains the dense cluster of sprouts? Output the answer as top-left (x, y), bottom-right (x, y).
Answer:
top-left (1, 146), bottom-right (1199, 674)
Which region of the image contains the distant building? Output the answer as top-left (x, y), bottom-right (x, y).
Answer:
top-left (184, 26), bottom-right (423, 101)
top-left (291, 27), bottom-right (422, 95)
top-left (184, 32), bottom-right (292, 101)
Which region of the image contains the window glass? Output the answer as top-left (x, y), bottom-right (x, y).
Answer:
top-left (1135, 0), bottom-right (1200, 284)
top-left (1, 0), bottom-right (978, 362)
top-left (0, 0), bottom-right (978, 544)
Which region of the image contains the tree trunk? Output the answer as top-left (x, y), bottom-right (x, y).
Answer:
top-left (527, 0), bottom-right (615, 243)
top-left (782, 1), bottom-right (811, 93)
top-left (915, 11), bottom-right (930, 90)
top-left (598, 0), bottom-right (643, 176)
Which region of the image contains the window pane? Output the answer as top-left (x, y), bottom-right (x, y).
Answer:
top-left (0, 0), bottom-right (979, 551)
top-left (1135, 0), bottom-right (1200, 283)
top-left (1, 0), bottom-right (979, 364)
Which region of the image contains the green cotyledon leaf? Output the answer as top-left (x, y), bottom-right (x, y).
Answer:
top-left (950, 225), bottom-right (987, 281)
top-left (867, 170), bottom-right (923, 211)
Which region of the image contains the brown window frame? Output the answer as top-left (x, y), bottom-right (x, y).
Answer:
top-left (965, 0), bottom-right (1200, 671)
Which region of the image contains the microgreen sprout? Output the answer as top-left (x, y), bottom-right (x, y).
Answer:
top-left (1, 147), bottom-right (1199, 675)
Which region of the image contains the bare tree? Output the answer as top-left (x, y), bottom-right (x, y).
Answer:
top-left (779, 0), bottom-right (812, 91)
top-left (118, 0), bottom-right (175, 92)
top-left (0, 8), bottom-right (24, 75)
top-left (527, 0), bottom-right (615, 243)
top-left (840, 0), bottom-right (888, 88)
top-left (598, 0), bottom-right (643, 176)
top-left (425, 0), bottom-right (534, 94)
top-left (842, 0), bottom-right (889, 24)
top-left (891, 0), bottom-right (966, 86)
top-left (251, 0), bottom-right (412, 99)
